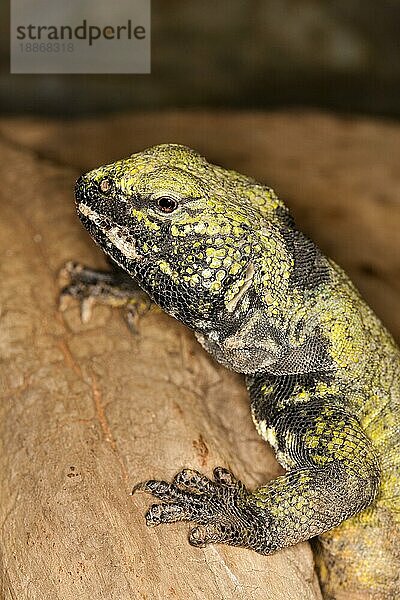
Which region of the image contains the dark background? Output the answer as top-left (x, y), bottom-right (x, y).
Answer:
top-left (1, 0), bottom-right (400, 118)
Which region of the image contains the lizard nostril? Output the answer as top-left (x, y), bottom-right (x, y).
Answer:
top-left (99, 178), bottom-right (112, 194)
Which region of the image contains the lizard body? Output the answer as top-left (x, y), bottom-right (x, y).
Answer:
top-left (66, 144), bottom-right (400, 599)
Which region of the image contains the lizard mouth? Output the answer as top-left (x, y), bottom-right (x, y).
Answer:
top-left (77, 202), bottom-right (142, 261)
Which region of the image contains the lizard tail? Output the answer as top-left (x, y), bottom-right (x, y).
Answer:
top-left (314, 505), bottom-right (400, 599)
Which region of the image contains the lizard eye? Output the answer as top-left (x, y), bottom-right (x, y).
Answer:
top-left (99, 178), bottom-right (112, 194)
top-left (156, 196), bottom-right (178, 213)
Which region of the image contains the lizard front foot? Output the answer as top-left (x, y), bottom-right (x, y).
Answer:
top-left (132, 467), bottom-right (271, 551)
top-left (58, 260), bottom-right (153, 330)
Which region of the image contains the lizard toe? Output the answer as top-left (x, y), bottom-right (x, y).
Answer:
top-left (213, 466), bottom-right (241, 487)
top-left (189, 521), bottom-right (241, 547)
top-left (145, 502), bottom-right (186, 526)
top-left (173, 468), bottom-right (216, 493)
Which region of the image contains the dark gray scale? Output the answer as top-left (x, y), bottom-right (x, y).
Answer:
top-left (267, 328), bottom-right (334, 376)
top-left (279, 224), bottom-right (331, 291)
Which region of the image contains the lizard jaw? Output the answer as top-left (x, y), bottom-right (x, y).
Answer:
top-left (78, 202), bottom-right (142, 261)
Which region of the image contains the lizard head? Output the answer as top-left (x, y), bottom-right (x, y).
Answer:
top-left (75, 143), bottom-right (293, 332)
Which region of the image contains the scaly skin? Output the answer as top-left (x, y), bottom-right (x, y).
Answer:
top-left (64, 144), bottom-right (400, 599)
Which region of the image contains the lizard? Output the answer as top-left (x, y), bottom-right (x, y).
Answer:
top-left (61, 143), bottom-right (400, 599)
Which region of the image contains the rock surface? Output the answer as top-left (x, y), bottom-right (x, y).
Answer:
top-left (1, 110), bottom-right (399, 600)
